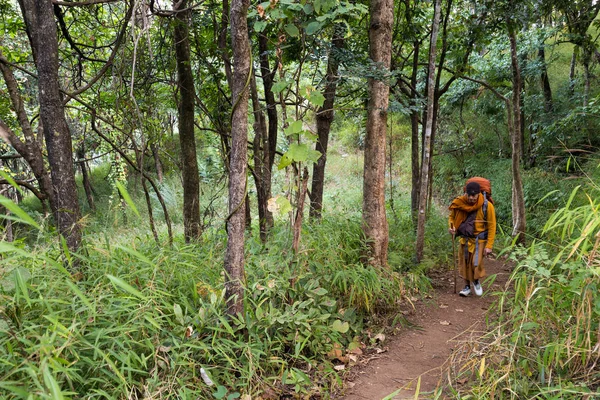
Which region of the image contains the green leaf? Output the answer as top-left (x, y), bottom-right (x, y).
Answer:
top-left (287, 143), bottom-right (309, 162)
top-left (174, 303), bottom-right (184, 325)
top-left (307, 90), bottom-right (325, 107)
top-left (303, 4), bottom-right (314, 14)
top-left (284, 120), bottom-right (303, 135)
top-left (272, 79), bottom-right (290, 95)
top-left (227, 393), bottom-right (241, 400)
top-left (331, 319), bottom-right (349, 333)
top-left (284, 23), bottom-right (299, 37)
top-left (115, 181), bottom-right (140, 217)
top-left (305, 21), bottom-right (322, 35)
top-left (213, 385), bottom-right (227, 399)
top-left (277, 153), bottom-right (293, 170)
top-left (312, 287), bottom-right (328, 296)
top-left (254, 20), bottom-right (267, 32)
top-left (43, 365), bottom-right (65, 400)
top-left (114, 245), bottom-right (154, 266)
top-left (307, 149), bottom-right (322, 163)
top-left (0, 195), bottom-right (40, 229)
top-left (107, 274), bottom-right (147, 300)
top-left (276, 196), bottom-right (292, 215)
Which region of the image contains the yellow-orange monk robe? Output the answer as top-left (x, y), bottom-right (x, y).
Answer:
top-left (448, 194), bottom-right (497, 282)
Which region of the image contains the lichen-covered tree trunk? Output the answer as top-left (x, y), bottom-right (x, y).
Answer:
top-left (362, 0), bottom-right (393, 268)
top-left (415, 0), bottom-right (440, 263)
top-left (309, 25), bottom-right (344, 220)
top-left (174, 0), bottom-right (201, 242)
top-left (508, 20), bottom-right (526, 244)
top-left (18, 0), bottom-right (81, 254)
top-left (225, 0), bottom-right (250, 316)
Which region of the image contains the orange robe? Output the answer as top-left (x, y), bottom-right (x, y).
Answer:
top-left (448, 194), bottom-right (496, 282)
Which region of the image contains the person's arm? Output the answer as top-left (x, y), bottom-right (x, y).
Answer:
top-left (448, 208), bottom-right (456, 235)
top-left (485, 202), bottom-right (496, 254)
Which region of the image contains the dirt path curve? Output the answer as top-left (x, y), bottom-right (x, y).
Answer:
top-left (340, 258), bottom-right (512, 399)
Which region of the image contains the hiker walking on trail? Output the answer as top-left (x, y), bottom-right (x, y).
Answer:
top-left (448, 178), bottom-right (497, 297)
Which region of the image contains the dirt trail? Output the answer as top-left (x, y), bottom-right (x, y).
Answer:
top-left (340, 258), bottom-right (512, 400)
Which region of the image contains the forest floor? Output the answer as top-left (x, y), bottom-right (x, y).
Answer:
top-left (338, 257), bottom-right (512, 399)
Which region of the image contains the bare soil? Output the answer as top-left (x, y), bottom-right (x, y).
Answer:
top-left (338, 257), bottom-right (512, 400)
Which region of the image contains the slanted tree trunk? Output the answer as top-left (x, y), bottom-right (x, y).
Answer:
top-left (362, 0), bottom-right (393, 268)
top-left (415, 0), bottom-right (441, 263)
top-left (309, 25), bottom-right (344, 220)
top-left (18, 0), bottom-right (82, 254)
top-left (77, 145), bottom-right (95, 211)
top-left (174, 0), bottom-right (201, 242)
top-left (0, 54), bottom-right (55, 214)
top-left (225, 0), bottom-right (250, 316)
top-left (507, 19), bottom-right (526, 244)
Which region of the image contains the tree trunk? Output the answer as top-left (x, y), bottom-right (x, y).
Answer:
top-left (258, 33), bottom-right (278, 173)
top-left (18, 0), bottom-right (82, 255)
top-left (225, 0), bottom-right (250, 316)
top-left (415, 0), bottom-right (441, 263)
top-left (362, 0), bottom-right (393, 268)
top-left (250, 71), bottom-right (273, 241)
top-left (410, 41), bottom-right (420, 224)
top-left (151, 143), bottom-right (164, 183)
top-left (508, 21), bottom-right (526, 245)
top-left (569, 47), bottom-right (577, 96)
top-left (77, 145), bottom-right (95, 211)
top-left (174, 0), bottom-right (201, 242)
top-left (538, 45), bottom-right (553, 113)
top-left (309, 25), bottom-right (345, 220)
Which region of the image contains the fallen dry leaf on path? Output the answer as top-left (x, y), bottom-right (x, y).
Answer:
top-left (440, 320), bottom-right (451, 326)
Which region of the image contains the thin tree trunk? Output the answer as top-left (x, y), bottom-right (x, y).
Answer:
top-left (151, 143), bottom-right (164, 183)
top-left (250, 71), bottom-right (272, 241)
top-left (18, 0), bottom-right (82, 255)
top-left (309, 25), bottom-right (344, 220)
top-left (538, 45), bottom-right (553, 113)
top-left (292, 167), bottom-right (309, 254)
top-left (569, 48), bottom-right (577, 96)
top-left (409, 39), bottom-right (420, 223)
top-left (583, 58), bottom-right (590, 107)
top-left (174, 0), bottom-right (201, 242)
top-left (362, 0), bottom-right (393, 268)
top-left (77, 145), bottom-right (95, 211)
top-left (415, 0), bottom-right (441, 263)
top-left (225, 0), bottom-right (250, 316)
top-left (508, 19), bottom-right (526, 245)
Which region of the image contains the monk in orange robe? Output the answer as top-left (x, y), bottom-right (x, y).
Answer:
top-left (448, 181), bottom-right (496, 297)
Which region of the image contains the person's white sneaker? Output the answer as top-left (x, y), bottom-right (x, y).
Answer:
top-left (459, 285), bottom-right (471, 297)
top-left (473, 281), bottom-right (483, 296)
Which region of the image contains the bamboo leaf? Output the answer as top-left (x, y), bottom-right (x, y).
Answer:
top-left (0, 195), bottom-right (40, 229)
top-left (107, 274), bottom-right (146, 300)
top-left (115, 182), bottom-right (140, 217)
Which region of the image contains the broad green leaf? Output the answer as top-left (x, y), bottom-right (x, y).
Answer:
top-left (287, 143), bottom-right (309, 162)
top-left (308, 90), bottom-right (325, 107)
top-left (0, 195), bottom-right (40, 229)
top-left (312, 287), bottom-right (328, 296)
top-left (307, 148), bottom-right (322, 163)
top-left (303, 4), bottom-right (314, 14)
top-left (284, 120), bottom-right (303, 135)
top-left (115, 181), bottom-right (140, 217)
top-left (284, 23), bottom-right (299, 37)
top-left (213, 385), bottom-right (227, 399)
top-left (107, 274), bottom-right (147, 300)
top-left (276, 196), bottom-right (292, 215)
top-left (277, 153), bottom-right (293, 170)
top-left (254, 20), bottom-right (267, 32)
top-left (331, 319), bottom-right (349, 333)
top-left (305, 21), bottom-right (322, 35)
top-left (272, 79), bottom-right (290, 95)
